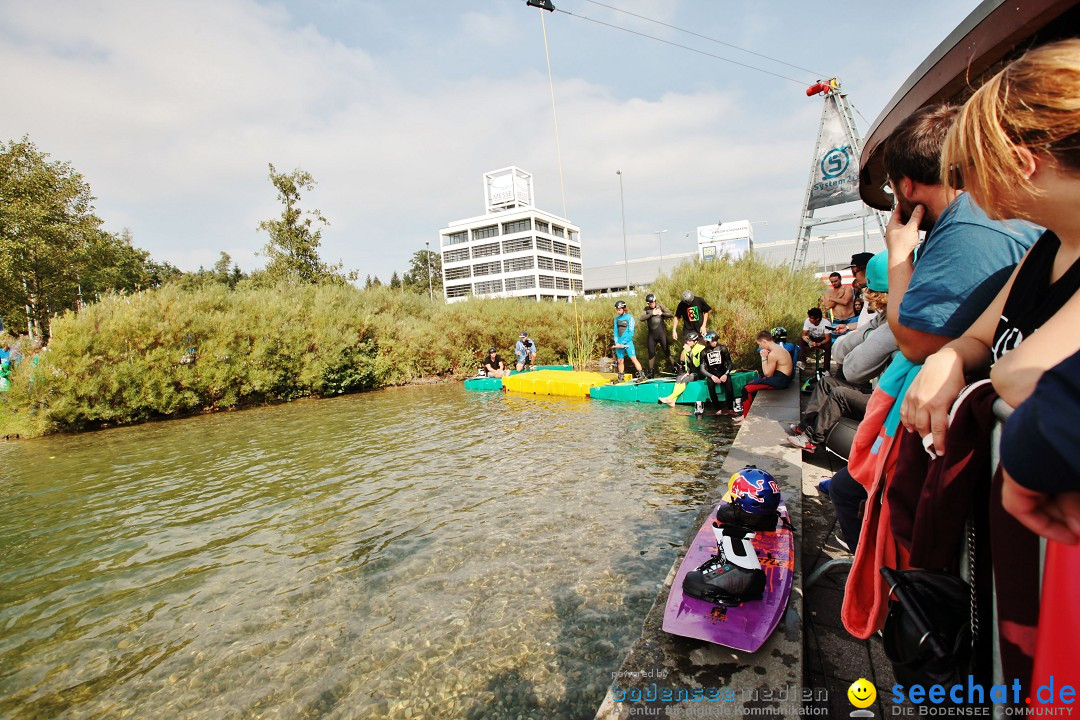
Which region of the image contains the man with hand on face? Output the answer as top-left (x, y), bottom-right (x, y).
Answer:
top-left (882, 104), bottom-right (1040, 363)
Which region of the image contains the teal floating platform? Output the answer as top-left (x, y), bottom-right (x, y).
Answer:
top-left (588, 370), bottom-right (756, 404)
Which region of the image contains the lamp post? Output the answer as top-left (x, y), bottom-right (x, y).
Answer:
top-left (425, 240), bottom-right (433, 301)
top-left (654, 229), bottom-right (668, 273)
top-left (616, 170), bottom-right (628, 292)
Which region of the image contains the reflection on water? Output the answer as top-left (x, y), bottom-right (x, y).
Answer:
top-left (0, 384), bottom-right (735, 719)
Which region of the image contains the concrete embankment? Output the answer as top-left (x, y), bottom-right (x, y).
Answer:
top-left (595, 382), bottom-right (805, 720)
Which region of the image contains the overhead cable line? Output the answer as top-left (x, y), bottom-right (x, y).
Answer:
top-left (554, 7), bottom-right (813, 87)
top-left (579, 0), bottom-right (829, 80)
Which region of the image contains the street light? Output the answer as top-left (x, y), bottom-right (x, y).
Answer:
top-left (616, 170), bottom-right (628, 292)
top-left (425, 240), bottom-right (433, 301)
top-left (654, 230), bottom-right (668, 273)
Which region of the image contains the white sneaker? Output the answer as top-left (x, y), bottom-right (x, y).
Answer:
top-left (796, 360), bottom-right (806, 371)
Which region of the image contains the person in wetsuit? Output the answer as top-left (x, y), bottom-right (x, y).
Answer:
top-left (700, 331), bottom-right (740, 415)
top-left (613, 300), bottom-right (645, 379)
top-left (659, 331), bottom-right (705, 407)
top-left (640, 293), bottom-right (674, 377)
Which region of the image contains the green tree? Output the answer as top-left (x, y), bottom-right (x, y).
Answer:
top-left (389, 271), bottom-right (401, 289)
top-left (0, 138), bottom-right (163, 338)
top-left (257, 163), bottom-right (345, 284)
top-left (402, 249), bottom-right (443, 296)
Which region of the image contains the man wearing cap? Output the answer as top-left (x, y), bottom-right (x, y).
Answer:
top-left (640, 293), bottom-right (674, 376)
top-left (484, 348), bottom-right (508, 378)
top-left (789, 250), bottom-right (897, 454)
top-left (673, 290), bottom-right (712, 343)
top-left (514, 332), bottom-right (537, 371)
top-left (835, 252), bottom-right (876, 337)
top-left (613, 300), bottom-right (645, 378)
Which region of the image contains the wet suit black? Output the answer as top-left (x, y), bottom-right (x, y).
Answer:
top-left (700, 342), bottom-right (735, 411)
top-left (640, 302), bottom-right (674, 373)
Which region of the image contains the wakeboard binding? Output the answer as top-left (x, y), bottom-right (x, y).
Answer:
top-left (683, 526), bottom-right (766, 606)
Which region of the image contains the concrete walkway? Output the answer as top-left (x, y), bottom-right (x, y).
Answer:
top-left (594, 382), bottom-right (806, 720)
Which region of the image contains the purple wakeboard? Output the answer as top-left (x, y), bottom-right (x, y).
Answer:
top-left (662, 500), bottom-right (794, 652)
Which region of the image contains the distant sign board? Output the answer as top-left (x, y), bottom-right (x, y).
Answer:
top-left (697, 221), bottom-right (753, 261)
top-left (808, 100), bottom-right (861, 210)
top-left (484, 167), bottom-right (534, 212)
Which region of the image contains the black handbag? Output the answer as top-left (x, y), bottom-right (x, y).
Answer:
top-left (880, 567), bottom-right (973, 688)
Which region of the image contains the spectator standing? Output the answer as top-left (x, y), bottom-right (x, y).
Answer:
top-left (672, 290), bottom-right (712, 343)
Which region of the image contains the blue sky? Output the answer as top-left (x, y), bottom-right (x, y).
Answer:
top-left (1, 0), bottom-right (976, 281)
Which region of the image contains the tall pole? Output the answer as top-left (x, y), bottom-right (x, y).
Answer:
top-left (654, 229), bottom-right (668, 274)
top-left (425, 240), bottom-right (433, 301)
top-left (617, 170), bottom-right (628, 292)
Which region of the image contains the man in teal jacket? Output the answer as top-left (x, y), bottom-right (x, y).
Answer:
top-left (613, 300), bottom-right (645, 379)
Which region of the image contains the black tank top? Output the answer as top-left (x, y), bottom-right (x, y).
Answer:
top-left (992, 231), bottom-right (1080, 361)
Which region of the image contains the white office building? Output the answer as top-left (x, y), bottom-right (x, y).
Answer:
top-left (439, 167), bottom-right (583, 302)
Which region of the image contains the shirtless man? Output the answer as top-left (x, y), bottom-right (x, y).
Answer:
top-left (739, 331), bottom-right (794, 419)
top-left (822, 272), bottom-right (855, 327)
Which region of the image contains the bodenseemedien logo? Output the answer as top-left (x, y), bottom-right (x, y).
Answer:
top-left (848, 678), bottom-right (877, 717)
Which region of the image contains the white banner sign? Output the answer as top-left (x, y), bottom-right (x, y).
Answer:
top-left (808, 99), bottom-right (861, 211)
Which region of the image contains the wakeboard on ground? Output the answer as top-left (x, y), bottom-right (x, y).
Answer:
top-left (662, 466), bottom-right (794, 652)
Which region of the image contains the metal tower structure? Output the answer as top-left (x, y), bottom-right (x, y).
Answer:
top-left (791, 79), bottom-right (887, 271)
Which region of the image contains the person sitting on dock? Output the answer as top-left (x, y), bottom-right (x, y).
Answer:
top-left (701, 331), bottom-right (741, 416)
top-left (672, 290), bottom-right (712, 343)
top-left (640, 293), bottom-right (674, 376)
top-left (739, 331), bottom-right (793, 419)
top-left (799, 307), bottom-right (833, 372)
top-left (658, 331), bottom-right (705, 407)
top-left (483, 348), bottom-right (507, 378)
top-left (514, 332), bottom-right (536, 372)
top-left (613, 300), bottom-right (645, 380)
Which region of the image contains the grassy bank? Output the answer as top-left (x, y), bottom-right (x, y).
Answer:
top-left (1, 256), bottom-right (820, 435)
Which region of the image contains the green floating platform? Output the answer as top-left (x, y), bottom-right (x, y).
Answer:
top-left (589, 370), bottom-right (756, 405)
top-left (464, 365), bottom-right (575, 391)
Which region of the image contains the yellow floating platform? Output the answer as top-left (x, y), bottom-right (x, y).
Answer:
top-left (501, 369), bottom-right (617, 398)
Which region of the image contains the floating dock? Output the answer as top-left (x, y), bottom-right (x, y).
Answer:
top-left (501, 369), bottom-right (616, 398)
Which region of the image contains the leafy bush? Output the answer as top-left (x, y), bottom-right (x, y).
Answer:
top-left (2, 257), bottom-right (820, 434)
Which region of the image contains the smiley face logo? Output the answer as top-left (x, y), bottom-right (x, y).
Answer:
top-left (847, 678), bottom-right (876, 708)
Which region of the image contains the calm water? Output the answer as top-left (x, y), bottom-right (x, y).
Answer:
top-left (0, 383), bottom-right (735, 719)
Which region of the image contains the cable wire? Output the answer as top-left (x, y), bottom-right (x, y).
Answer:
top-left (540, 11), bottom-right (569, 220)
top-left (555, 8), bottom-right (813, 86)
top-left (579, 0), bottom-right (829, 79)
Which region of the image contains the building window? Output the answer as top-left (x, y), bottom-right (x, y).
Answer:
top-left (553, 241), bottom-right (568, 255)
top-left (473, 242), bottom-right (501, 258)
top-left (472, 225), bottom-right (499, 241)
top-left (568, 230), bottom-right (579, 243)
top-left (505, 275), bottom-right (536, 291)
top-left (445, 231), bottom-right (468, 245)
top-left (539, 275), bottom-right (555, 289)
top-left (537, 255), bottom-right (554, 271)
top-left (444, 247), bottom-right (470, 263)
top-left (555, 276), bottom-right (571, 290)
top-left (535, 220), bottom-right (550, 234)
top-left (502, 218), bottom-right (532, 235)
top-left (504, 256), bottom-right (535, 273)
top-left (446, 283), bottom-right (472, 298)
top-left (445, 265), bottom-right (472, 281)
top-left (536, 236), bottom-right (553, 253)
top-left (502, 236), bottom-right (533, 254)
top-left (472, 261), bottom-right (502, 277)
top-left (571, 278), bottom-right (583, 292)
top-left (568, 245), bottom-right (581, 259)
top-left (473, 279), bottom-right (504, 295)
top-left (552, 225), bottom-right (565, 238)
top-left (569, 261), bottom-right (582, 274)
top-left (554, 258), bottom-right (569, 273)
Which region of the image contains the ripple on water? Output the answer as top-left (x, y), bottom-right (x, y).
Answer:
top-left (0, 383), bottom-right (734, 719)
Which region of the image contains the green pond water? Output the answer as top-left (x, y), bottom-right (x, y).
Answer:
top-left (0, 384), bottom-right (736, 719)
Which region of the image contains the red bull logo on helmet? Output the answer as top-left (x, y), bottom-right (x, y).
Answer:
top-left (727, 467), bottom-right (781, 513)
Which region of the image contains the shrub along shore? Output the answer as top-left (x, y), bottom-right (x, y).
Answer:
top-left (0, 257), bottom-right (822, 436)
